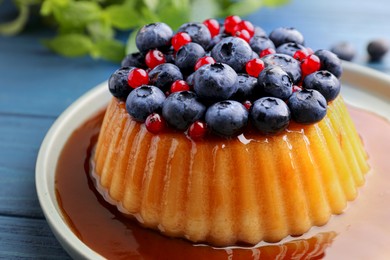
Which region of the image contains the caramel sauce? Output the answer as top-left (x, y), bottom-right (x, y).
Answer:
top-left (55, 107), bottom-right (390, 259)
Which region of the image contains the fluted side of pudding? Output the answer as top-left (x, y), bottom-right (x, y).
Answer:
top-left (92, 96), bottom-right (369, 246)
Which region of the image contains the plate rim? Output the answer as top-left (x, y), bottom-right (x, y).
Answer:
top-left (35, 62), bottom-right (390, 259)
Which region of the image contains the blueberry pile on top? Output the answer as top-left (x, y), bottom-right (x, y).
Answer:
top-left (108, 15), bottom-right (343, 139)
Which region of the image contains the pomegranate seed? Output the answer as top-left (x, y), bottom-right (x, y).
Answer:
top-left (145, 49), bottom-right (166, 69)
top-left (145, 113), bottom-right (165, 134)
top-left (292, 85), bottom-right (302, 93)
top-left (194, 56), bottom-right (216, 70)
top-left (203, 18), bottom-right (220, 38)
top-left (245, 58), bottom-right (265, 77)
top-left (243, 100), bottom-right (252, 110)
top-left (224, 15), bottom-right (241, 35)
top-left (259, 48), bottom-right (276, 58)
top-left (170, 80), bottom-right (190, 93)
top-left (293, 49), bottom-right (308, 61)
top-left (235, 29), bottom-right (251, 42)
top-left (235, 20), bottom-right (255, 37)
top-left (127, 68), bottom-right (149, 89)
top-left (188, 121), bottom-right (207, 140)
top-left (301, 54), bottom-right (321, 76)
top-left (171, 32), bottom-right (192, 51)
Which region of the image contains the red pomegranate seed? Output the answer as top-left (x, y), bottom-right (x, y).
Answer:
top-left (292, 85), bottom-right (302, 93)
top-left (171, 32), bottom-right (192, 51)
top-left (194, 56), bottom-right (216, 70)
top-left (259, 48), bottom-right (276, 58)
top-left (235, 29), bottom-right (251, 42)
top-left (203, 18), bottom-right (220, 38)
top-left (235, 20), bottom-right (255, 37)
top-left (243, 100), bottom-right (252, 110)
top-left (301, 54), bottom-right (321, 76)
top-left (127, 68), bottom-right (149, 89)
top-left (245, 58), bottom-right (265, 77)
top-left (145, 113), bottom-right (165, 134)
top-left (224, 15), bottom-right (241, 35)
top-left (293, 49), bottom-right (308, 61)
top-left (145, 49), bottom-right (166, 69)
top-left (170, 80), bottom-right (190, 93)
top-left (188, 121), bottom-right (207, 140)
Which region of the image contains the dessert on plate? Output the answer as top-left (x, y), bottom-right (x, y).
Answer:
top-left (91, 16), bottom-right (369, 246)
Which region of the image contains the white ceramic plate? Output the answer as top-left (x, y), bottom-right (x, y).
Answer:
top-left (36, 62), bottom-right (390, 259)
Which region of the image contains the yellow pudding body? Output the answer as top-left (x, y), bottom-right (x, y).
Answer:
top-left (92, 95), bottom-right (369, 246)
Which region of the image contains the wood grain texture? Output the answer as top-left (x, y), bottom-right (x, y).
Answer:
top-left (0, 215), bottom-right (71, 259)
top-left (0, 0), bottom-right (389, 257)
top-left (0, 114), bottom-right (55, 218)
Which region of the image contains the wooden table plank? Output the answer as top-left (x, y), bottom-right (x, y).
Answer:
top-left (248, 0), bottom-right (390, 72)
top-left (0, 27), bottom-right (117, 117)
top-left (0, 114), bottom-right (55, 218)
top-left (0, 215), bottom-right (71, 259)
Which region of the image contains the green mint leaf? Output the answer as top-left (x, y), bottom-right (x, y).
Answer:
top-left (190, 0), bottom-right (219, 22)
top-left (53, 1), bottom-right (101, 29)
top-left (157, 4), bottom-right (190, 29)
top-left (143, 0), bottom-right (159, 12)
top-left (43, 33), bottom-right (93, 56)
top-left (87, 20), bottom-right (114, 41)
top-left (40, 0), bottom-right (70, 16)
top-left (91, 39), bottom-right (126, 62)
top-left (104, 4), bottom-right (141, 30)
top-left (263, 0), bottom-right (290, 7)
top-left (139, 6), bottom-right (160, 24)
top-left (223, 0), bottom-right (264, 17)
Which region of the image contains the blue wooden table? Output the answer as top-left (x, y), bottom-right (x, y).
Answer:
top-left (1, 0), bottom-right (390, 258)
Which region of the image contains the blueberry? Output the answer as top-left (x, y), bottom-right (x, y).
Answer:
top-left (206, 33), bottom-right (227, 51)
top-left (205, 100), bottom-right (248, 136)
top-left (249, 35), bottom-right (275, 54)
top-left (258, 66), bottom-right (293, 100)
top-left (108, 67), bottom-right (134, 99)
top-left (253, 26), bottom-right (267, 37)
top-left (126, 85), bottom-right (166, 122)
top-left (164, 47), bottom-right (176, 64)
top-left (121, 52), bottom-right (146, 68)
top-left (193, 63), bottom-right (237, 102)
top-left (288, 89), bottom-right (327, 124)
top-left (178, 22), bottom-right (211, 49)
top-left (175, 42), bottom-right (206, 74)
top-left (367, 39), bottom-right (389, 61)
top-left (303, 70), bottom-right (340, 102)
top-left (261, 53), bottom-right (301, 84)
top-left (211, 37), bottom-right (253, 71)
top-left (276, 42), bottom-right (306, 57)
top-left (250, 97), bottom-right (291, 134)
top-left (186, 72), bottom-right (195, 87)
top-left (231, 74), bottom-right (258, 101)
top-left (269, 27), bottom-right (304, 47)
top-left (136, 23), bottom-right (173, 52)
top-left (330, 42), bottom-right (356, 61)
top-left (251, 51), bottom-right (259, 59)
top-left (162, 91), bottom-right (206, 130)
top-left (149, 63), bottom-right (183, 91)
top-left (314, 49), bottom-right (342, 78)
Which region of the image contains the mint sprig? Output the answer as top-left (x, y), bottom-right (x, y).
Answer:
top-left (1, 0), bottom-right (289, 62)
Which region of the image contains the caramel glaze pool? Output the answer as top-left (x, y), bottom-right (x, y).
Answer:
top-left (55, 106), bottom-right (390, 259)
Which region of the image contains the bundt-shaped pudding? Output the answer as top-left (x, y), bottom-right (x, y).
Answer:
top-left (91, 16), bottom-right (369, 246)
